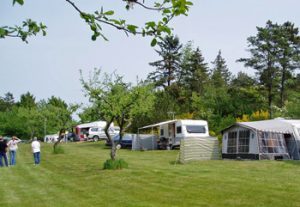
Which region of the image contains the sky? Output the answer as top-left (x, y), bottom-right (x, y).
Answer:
top-left (1, 0), bottom-right (300, 107)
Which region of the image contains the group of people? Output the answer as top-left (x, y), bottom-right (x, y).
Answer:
top-left (0, 135), bottom-right (41, 167)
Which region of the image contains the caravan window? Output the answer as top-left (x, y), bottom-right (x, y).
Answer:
top-left (238, 130), bottom-right (250, 153)
top-left (186, 125), bottom-right (206, 133)
top-left (227, 131), bottom-right (237, 153)
top-left (176, 126), bottom-right (182, 134)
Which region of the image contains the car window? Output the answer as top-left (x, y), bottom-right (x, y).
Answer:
top-left (90, 128), bottom-right (98, 132)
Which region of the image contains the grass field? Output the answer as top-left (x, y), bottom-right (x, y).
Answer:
top-left (1, 141), bottom-right (300, 207)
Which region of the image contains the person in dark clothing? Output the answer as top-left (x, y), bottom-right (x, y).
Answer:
top-left (0, 136), bottom-right (9, 167)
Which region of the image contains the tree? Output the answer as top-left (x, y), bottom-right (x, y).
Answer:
top-left (238, 20), bottom-right (300, 117)
top-left (276, 22), bottom-right (300, 107)
top-left (80, 69), bottom-right (155, 161)
top-left (2, 0), bottom-right (193, 45)
top-left (210, 50), bottom-right (231, 88)
top-left (0, 92), bottom-right (15, 112)
top-left (229, 72), bottom-right (266, 116)
top-left (180, 45), bottom-right (209, 95)
top-left (18, 92), bottom-right (36, 109)
top-left (238, 21), bottom-right (280, 118)
top-left (148, 35), bottom-right (183, 87)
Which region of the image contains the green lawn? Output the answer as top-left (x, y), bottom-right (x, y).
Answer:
top-left (1, 142), bottom-right (300, 207)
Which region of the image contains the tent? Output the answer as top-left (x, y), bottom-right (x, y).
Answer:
top-left (221, 118), bottom-right (300, 160)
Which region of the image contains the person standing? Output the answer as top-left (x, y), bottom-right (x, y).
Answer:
top-left (31, 137), bottom-right (41, 165)
top-left (7, 136), bottom-right (22, 166)
top-left (0, 136), bottom-right (9, 167)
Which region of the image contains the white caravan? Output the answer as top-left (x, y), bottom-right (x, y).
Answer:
top-left (139, 119), bottom-right (210, 149)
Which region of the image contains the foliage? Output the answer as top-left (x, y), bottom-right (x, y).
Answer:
top-left (238, 20), bottom-right (300, 117)
top-left (103, 158), bottom-right (128, 170)
top-left (80, 69), bottom-right (155, 160)
top-left (67, 0), bottom-right (193, 45)
top-left (0, 92), bottom-right (15, 112)
top-left (53, 145), bottom-right (65, 154)
top-left (180, 47), bottom-right (209, 95)
top-left (0, 18), bottom-right (47, 43)
top-left (148, 35), bottom-right (183, 87)
top-left (4, 0), bottom-right (193, 45)
top-left (0, 92), bottom-right (77, 139)
top-left (236, 110), bottom-right (270, 122)
top-left (210, 50), bottom-right (231, 88)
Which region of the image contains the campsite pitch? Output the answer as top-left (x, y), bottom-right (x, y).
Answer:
top-left (0, 142), bottom-right (299, 207)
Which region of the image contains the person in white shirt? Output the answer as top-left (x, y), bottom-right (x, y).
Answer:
top-left (31, 137), bottom-right (41, 165)
top-left (7, 136), bottom-right (22, 166)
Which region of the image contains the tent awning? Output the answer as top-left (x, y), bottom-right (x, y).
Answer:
top-left (138, 119), bottom-right (178, 130)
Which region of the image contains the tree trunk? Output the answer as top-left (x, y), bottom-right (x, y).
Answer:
top-left (104, 117), bottom-right (115, 160)
top-left (267, 60), bottom-right (274, 119)
top-left (280, 65), bottom-right (287, 108)
top-left (53, 129), bottom-right (65, 151)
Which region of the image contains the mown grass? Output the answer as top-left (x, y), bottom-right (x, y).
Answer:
top-left (0, 141), bottom-right (300, 207)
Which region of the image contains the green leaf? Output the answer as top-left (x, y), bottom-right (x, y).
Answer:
top-left (13, 0), bottom-right (24, 6)
top-left (146, 21), bottom-right (156, 28)
top-left (127, 25), bottom-right (138, 34)
top-left (151, 38), bottom-right (157, 47)
top-left (104, 10), bottom-right (114, 16)
top-left (0, 28), bottom-right (8, 38)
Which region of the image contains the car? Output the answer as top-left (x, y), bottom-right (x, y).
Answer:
top-left (106, 133), bottom-right (133, 148)
top-left (88, 126), bottom-right (120, 142)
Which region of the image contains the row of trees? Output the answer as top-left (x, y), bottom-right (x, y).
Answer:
top-left (80, 20), bottom-right (300, 139)
top-left (1, 20), bottom-right (299, 142)
top-left (0, 92), bottom-right (76, 139)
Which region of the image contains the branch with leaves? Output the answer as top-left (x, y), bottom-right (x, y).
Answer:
top-left (0, 0), bottom-right (47, 43)
top-left (65, 0), bottom-right (193, 46)
top-left (0, 19), bottom-right (47, 43)
top-left (3, 0), bottom-right (192, 45)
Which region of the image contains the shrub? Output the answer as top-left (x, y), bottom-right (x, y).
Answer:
top-left (103, 158), bottom-right (128, 170)
top-left (53, 146), bottom-right (65, 154)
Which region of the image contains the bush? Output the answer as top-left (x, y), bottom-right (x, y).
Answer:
top-left (103, 158), bottom-right (128, 170)
top-left (53, 146), bottom-right (65, 154)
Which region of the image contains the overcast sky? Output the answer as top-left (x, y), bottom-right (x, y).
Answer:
top-left (1, 0), bottom-right (300, 106)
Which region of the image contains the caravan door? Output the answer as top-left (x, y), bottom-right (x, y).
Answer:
top-left (168, 123), bottom-right (176, 146)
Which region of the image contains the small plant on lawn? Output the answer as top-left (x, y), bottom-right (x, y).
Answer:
top-left (103, 158), bottom-right (128, 170)
top-left (53, 146), bottom-right (65, 154)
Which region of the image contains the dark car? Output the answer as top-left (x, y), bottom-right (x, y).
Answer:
top-left (106, 134), bottom-right (133, 148)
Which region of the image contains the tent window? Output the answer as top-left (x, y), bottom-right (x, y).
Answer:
top-left (259, 132), bottom-right (287, 154)
top-left (160, 129), bottom-right (164, 136)
top-left (238, 130), bottom-right (250, 153)
top-left (227, 131), bottom-right (237, 153)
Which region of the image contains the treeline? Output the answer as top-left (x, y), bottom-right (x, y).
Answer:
top-left (1, 20), bottom-right (300, 138)
top-left (80, 20), bottom-right (300, 135)
top-left (0, 92), bottom-right (77, 139)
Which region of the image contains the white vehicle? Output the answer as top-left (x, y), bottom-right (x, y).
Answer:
top-left (88, 126), bottom-right (120, 142)
top-left (75, 121), bottom-right (107, 141)
top-left (139, 119), bottom-right (210, 149)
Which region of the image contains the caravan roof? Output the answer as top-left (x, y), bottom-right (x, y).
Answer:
top-left (76, 121), bottom-right (107, 129)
